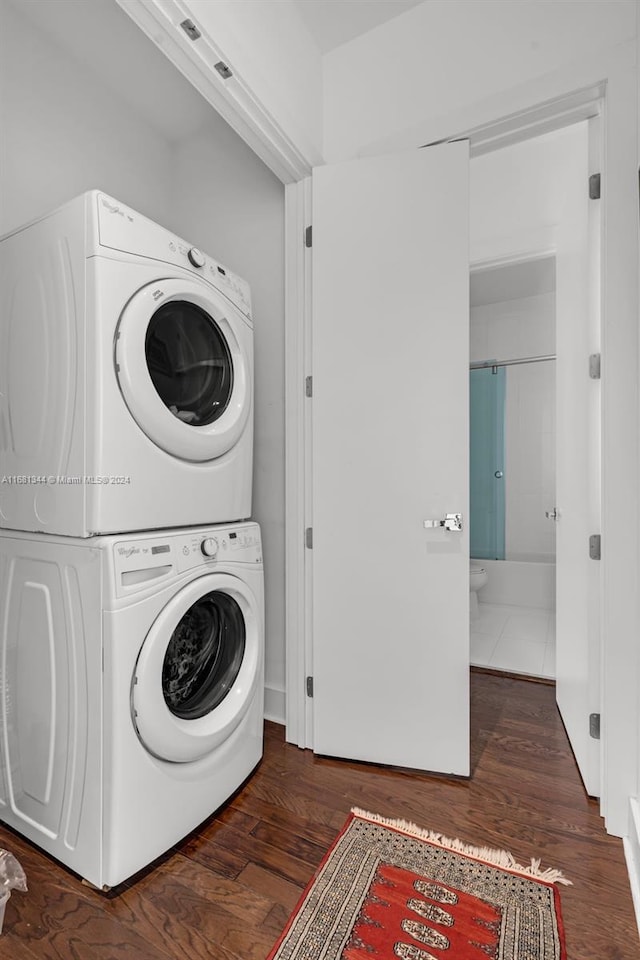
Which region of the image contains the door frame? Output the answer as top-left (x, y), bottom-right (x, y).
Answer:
top-left (119, 2), bottom-right (638, 837)
top-left (471, 209), bottom-right (602, 800)
top-left (114, 0), bottom-right (316, 183)
top-left (284, 177), bottom-right (314, 747)
top-left (285, 58), bottom-right (638, 838)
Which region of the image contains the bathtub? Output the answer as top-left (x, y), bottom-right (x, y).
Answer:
top-left (476, 559), bottom-right (555, 610)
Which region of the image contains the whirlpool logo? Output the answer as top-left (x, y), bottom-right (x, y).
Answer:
top-left (118, 546), bottom-right (140, 558)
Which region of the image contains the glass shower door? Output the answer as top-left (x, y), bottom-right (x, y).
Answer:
top-left (470, 367), bottom-right (505, 560)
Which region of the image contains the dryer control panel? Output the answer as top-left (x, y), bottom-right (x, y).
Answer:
top-left (112, 523), bottom-right (262, 596)
top-left (92, 192), bottom-right (252, 321)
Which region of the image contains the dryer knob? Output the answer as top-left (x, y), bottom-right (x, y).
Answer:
top-left (201, 537), bottom-right (219, 558)
top-left (188, 247), bottom-right (206, 268)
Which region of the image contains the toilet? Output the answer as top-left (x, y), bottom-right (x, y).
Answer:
top-left (470, 561), bottom-right (488, 620)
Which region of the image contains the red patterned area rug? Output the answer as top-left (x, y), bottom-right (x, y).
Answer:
top-left (267, 809), bottom-right (569, 960)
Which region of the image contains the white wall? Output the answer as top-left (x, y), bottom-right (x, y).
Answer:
top-left (170, 130), bottom-right (285, 722)
top-left (471, 293), bottom-right (556, 562)
top-left (629, 27), bottom-right (640, 919)
top-left (470, 123), bottom-right (588, 264)
top-left (0, 0), bottom-right (175, 233)
top-left (0, 0), bottom-right (287, 722)
top-left (322, 0), bottom-right (636, 161)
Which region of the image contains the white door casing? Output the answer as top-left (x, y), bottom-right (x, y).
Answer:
top-left (310, 143), bottom-right (470, 774)
top-left (286, 64), bottom-right (637, 839)
top-left (555, 117), bottom-right (602, 797)
top-left (469, 119), bottom-right (602, 797)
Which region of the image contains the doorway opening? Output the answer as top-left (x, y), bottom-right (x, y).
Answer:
top-left (469, 255), bottom-right (557, 679)
top-left (465, 114), bottom-right (602, 801)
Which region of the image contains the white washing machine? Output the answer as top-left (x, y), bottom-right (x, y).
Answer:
top-left (0, 191), bottom-right (254, 536)
top-left (0, 521), bottom-right (264, 889)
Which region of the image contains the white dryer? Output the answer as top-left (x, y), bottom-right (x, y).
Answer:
top-left (0, 522), bottom-right (264, 889)
top-left (0, 191), bottom-right (254, 536)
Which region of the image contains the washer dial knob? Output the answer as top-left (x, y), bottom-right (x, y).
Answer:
top-left (201, 537), bottom-right (218, 558)
top-left (188, 247), bottom-right (205, 268)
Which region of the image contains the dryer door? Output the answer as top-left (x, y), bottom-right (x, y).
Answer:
top-left (115, 278), bottom-right (251, 462)
top-left (132, 573), bottom-right (261, 762)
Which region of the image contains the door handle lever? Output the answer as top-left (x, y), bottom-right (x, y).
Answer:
top-left (424, 513), bottom-right (463, 532)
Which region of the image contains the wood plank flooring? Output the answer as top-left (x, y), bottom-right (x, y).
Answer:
top-left (0, 671), bottom-right (636, 959)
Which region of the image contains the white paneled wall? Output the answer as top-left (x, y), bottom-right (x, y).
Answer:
top-left (470, 292), bottom-right (556, 563)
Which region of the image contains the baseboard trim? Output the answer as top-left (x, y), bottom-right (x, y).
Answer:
top-left (624, 797), bottom-right (640, 936)
top-left (264, 684), bottom-right (285, 726)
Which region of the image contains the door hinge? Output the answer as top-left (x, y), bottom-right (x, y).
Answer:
top-left (305, 527), bottom-right (313, 549)
top-left (305, 225), bottom-right (312, 248)
top-left (589, 534), bottom-right (601, 560)
top-left (589, 353), bottom-right (601, 380)
top-left (589, 173), bottom-right (601, 199)
top-left (305, 375), bottom-right (313, 397)
top-left (306, 676), bottom-right (314, 697)
top-left (589, 712), bottom-right (601, 739)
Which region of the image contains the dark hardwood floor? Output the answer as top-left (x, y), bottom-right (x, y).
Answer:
top-left (0, 671), bottom-right (636, 959)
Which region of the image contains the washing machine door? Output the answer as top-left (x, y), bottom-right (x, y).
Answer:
top-left (115, 278), bottom-right (250, 462)
top-left (132, 573), bottom-right (261, 762)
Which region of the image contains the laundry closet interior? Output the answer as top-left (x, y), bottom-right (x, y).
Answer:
top-left (0, 0), bottom-right (288, 724)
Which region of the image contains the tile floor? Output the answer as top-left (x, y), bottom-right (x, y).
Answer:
top-left (470, 601), bottom-right (555, 679)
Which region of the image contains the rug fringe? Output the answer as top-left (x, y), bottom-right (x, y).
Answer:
top-left (350, 808), bottom-right (572, 886)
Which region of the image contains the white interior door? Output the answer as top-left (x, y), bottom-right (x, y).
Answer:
top-left (311, 143), bottom-right (470, 775)
top-left (555, 118), bottom-right (601, 796)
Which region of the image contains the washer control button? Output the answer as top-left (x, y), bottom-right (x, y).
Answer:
top-left (201, 537), bottom-right (218, 558)
top-left (188, 247), bottom-right (205, 268)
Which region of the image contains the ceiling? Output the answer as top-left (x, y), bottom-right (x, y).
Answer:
top-left (294, 0), bottom-right (425, 53)
top-left (8, 0), bottom-right (427, 146)
top-left (9, 0), bottom-right (430, 148)
top-left (470, 257), bottom-right (556, 309)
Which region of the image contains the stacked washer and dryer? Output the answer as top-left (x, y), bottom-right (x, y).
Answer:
top-left (0, 192), bottom-right (264, 888)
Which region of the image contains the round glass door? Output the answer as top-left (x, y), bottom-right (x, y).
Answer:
top-left (115, 278), bottom-right (251, 462)
top-left (162, 591), bottom-right (245, 720)
top-left (145, 301), bottom-right (233, 428)
top-left (132, 573), bottom-right (261, 762)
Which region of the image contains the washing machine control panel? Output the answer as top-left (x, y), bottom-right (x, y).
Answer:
top-left (112, 524), bottom-right (262, 596)
top-left (200, 537), bottom-right (218, 558)
top-left (176, 526), bottom-right (261, 573)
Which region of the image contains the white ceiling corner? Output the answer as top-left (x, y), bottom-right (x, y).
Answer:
top-left (293, 0), bottom-right (426, 54)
